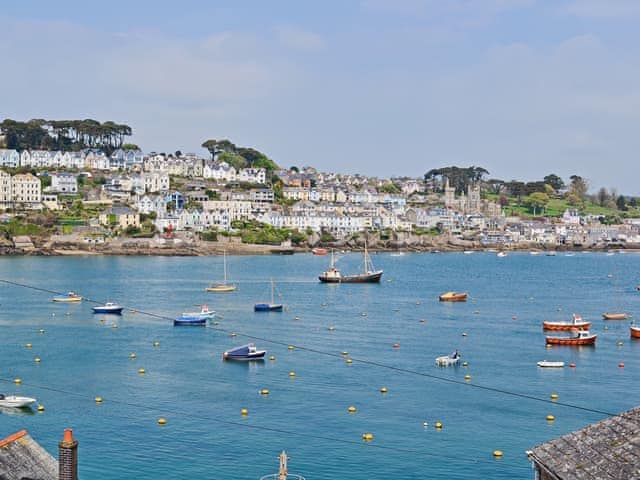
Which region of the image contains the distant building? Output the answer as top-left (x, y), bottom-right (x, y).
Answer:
top-left (50, 173), bottom-right (78, 194)
top-left (11, 173), bottom-right (41, 208)
top-left (0, 148), bottom-right (20, 168)
top-left (0, 170), bottom-right (11, 209)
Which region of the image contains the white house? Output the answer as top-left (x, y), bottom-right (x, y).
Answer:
top-left (0, 170), bottom-right (12, 208)
top-left (136, 195), bottom-right (167, 216)
top-left (49, 173), bottom-right (78, 193)
top-left (11, 173), bottom-right (41, 208)
top-left (0, 149), bottom-right (20, 168)
top-left (238, 167), bottom-right (266, 184)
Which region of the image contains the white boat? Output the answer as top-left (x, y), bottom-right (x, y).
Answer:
top-left (182, 304), bottom-right (216, 319)
top-left (206, 250), bottom-right (236, 292)
top-left (92, 302), bottom-right (124, 314)
top-left (435, 350), bottom-right (460, 366)
top-left (52, 291), bottom-right (82, 302)
top-left (537, 361), bottom-right (565, 368)
top-left (496, 251), bottom-right (508, 258)
top-left (0, 394), bottom-right (37, 408)
top-left (529, 251), bottom-right (541, 256)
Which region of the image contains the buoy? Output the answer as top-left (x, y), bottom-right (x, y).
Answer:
top-left (346, 358), bottom-right (353, 364)
top-left (341, 351), bottom-right (348, 356)
top-left (14, 378), bottom-right (21, 384)
top-left (380, 386), bottom-right (387, 393)
top-left (546, 344), bottom-right (552, 349)
top-left (462, 361), bottom-right (469, 367)
top-left (604, 326), bottom-right (608, 330)
top-left (213, 321), bottom-right (219, 325)
top-left (423, 421), bottom-right (428, 427)
top-left (416, 301), bottom-right (421, 305)
top-left (138, 368), bottom-right (146, 374)
top-left (153, 341), bottom-right (160, 347)
top-left (34, 357), bottom-right (41, 363)
top-left (37, 404), bottom-right (45, 412)
top-left (112, 323), bottom-right (118, 329)
top-left (129, 353), bottom-right (136, 359)
top-left (435, 422), bottom-right (443, 429)
top-left (288, 345), bottom-right (294, 351)
top-left (393, 343), bottom-right (400, 349)
top-left (328, 326), bottom-right (335, 331)
top-left (348, 406), bottom-right (356, 413)
top-left (294, 316), bottom-right (301, 320)
top-left (130, 309), bottom-right (136, 314)
top-left (241, 408), bottom-right (248, 416)
top-left (419, 319), bottom-right (425, 323)
top-left (39, 329), bottom-right (45, 334)
top-left (157, 418), bottom-right (167, 425)
top-left (95, 397), bottom-right (103, 403)
top-left (322, 303), bottom-right (327, 307)
top-left (289, 371), bottom-right (296, 377)
top-left (493, 450), bottom-right (503, 458)
top-left (617, 341), bottom-right (623, 347)
top-left (550, 393), bottom-right (558, 400)
top-left (474, 310), bottom-right (480, 314)
top-left (260, 389), bottom-right (269, 395)
top-left (26, 343), bottom-right (32, 348)
top-left (619, 362), bottom-right (625, 368)
top-left (99, 318), bottom-right (105, 323)
top-left (546, 415), bottom-right (555, 422)
top-left (464, 374), bottom-right (471, 380)
top-left (362, 433), bottom-right (374, 441)
top-left (231, 332), bottom-right (237, 337)
top-left (512, 316), bottom-right (517, 320)
top-left (569, 363), bottom-right (576, 368)
top-left (269, 355), bottom-right (275, 361)
top-left (462, 332), bottom-right (468, 337)
top-left (361, 312), bottom-right (367, 317)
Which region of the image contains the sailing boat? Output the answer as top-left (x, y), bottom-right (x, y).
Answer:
top-left (602, 273), bottom-right (627, 319)
top-left (254, 278), bottom-right (284, 311)
top-left (318, 242), bottom-right (383, 283)
top-left (206, 250), bottom-right (236, 292)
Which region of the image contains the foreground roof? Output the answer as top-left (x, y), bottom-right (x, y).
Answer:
top-left (529, 406), bottom-right (640, 480)
top-left (0, 430), bottom-right (57, 480)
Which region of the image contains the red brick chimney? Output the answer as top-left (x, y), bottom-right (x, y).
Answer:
top-left (58, 428), bottom-right (78, 480)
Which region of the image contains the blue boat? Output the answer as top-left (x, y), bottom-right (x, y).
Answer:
top-left (173, 315), bottom-right (207, 326)
top-left (223, 343), bottom-right (266, 360)
top-left (92, 302), bottom-right (124, 314)
top-left (254, 279), bottom-right (284, 312)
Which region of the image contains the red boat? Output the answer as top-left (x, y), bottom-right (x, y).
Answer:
top-left (631, 324), bottom-right (640, 339)
top-left (312, 248), bottom-right (328, 255)
top-left (542, 313), bottom-right (590, 331)
top-left (546, 330), bottom-right (597, 346)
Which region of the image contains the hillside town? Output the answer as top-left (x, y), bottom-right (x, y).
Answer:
top-left (1, 146), bottom-right (640, 254)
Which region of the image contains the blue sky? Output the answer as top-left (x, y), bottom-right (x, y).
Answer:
top-left (2, 0), bottom-right (640, 194)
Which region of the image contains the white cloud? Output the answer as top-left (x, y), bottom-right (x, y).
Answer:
top-left (274, 26), bottom-right (326, 52)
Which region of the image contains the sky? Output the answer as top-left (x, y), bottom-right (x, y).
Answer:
top-left (2, 0), bottom-right (640, 194)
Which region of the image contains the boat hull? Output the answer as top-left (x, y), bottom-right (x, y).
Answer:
top-left (542, 321), bottom-right (590, 331)
top-left (631, 326), bottom-right (640, 339)
top-left (173, 316), bottom-right (207, 326)
top-left (537, 361), bottom-right (565, 368)
top-left (254, 303), bottom-right (283, 312)
top-left (92, 306), bottom-right (123, 314)
top-left (602, 313), bottom-right (628, 320)
top-left (319, 271), bottom-right (383, 283)
top-left (0, 396), bottom-right (37, 408)
top-left (223, 343), bottom-right (266, 361)
top-left (545, 335), bottom-right (597, 345)
top-left (439, 292), bottom-right (468, 302)
top-left (206, 285), bottom-right (236, 292)
top-left (53, 296), bottom-right (82, 303)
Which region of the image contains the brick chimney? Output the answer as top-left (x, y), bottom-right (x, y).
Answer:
top-left (58, 428), bottom-right (78, 480)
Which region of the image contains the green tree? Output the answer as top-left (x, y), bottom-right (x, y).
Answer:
top-left (543, 174), bottom-right (565, 191)
top-left (616, 195), bottom-right (627, 211)
top-left (568, 175), bottom-right (588, 201)
top-left (597, 187), bottom-right (609, 207)
top-left (525, 192), bottom-right (550, 215)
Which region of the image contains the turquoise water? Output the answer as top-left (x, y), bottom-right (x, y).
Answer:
top-left (1, 252), bottom-right (640, 479)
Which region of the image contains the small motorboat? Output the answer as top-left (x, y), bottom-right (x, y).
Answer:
top-left (435, 350), bottom-right (460, 366)
top-left (0, 394), bottom-right (37, 408)
top-left (223, 343), bottom-right (266, 361)
top-left (173, 315), bottom-right (207, 326)
top-left (537, 360), bottom-right (565, 368)
top-left (311, 247), bottom-right (328, 255)
top-left (631, 323), bottom-right (640, 339)
top-left (52, 291), bottom-right (82, 303)
top-left (92, 302), bottom-right (124, 314)
top-left (182, 304), bottom-right (216, 319)
top-left (545, 330), bottom-right (597, 346)
top-left (439, 291), bottom-right (468, 302)
top-left (496, 251), bottom-right (508, 258)
top-left (543, 313), bottom-right (590, 331)
top-left (602, 312), bottom-right (628, 320)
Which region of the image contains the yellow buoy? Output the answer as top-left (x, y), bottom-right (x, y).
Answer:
top-left (435, 422), bottom-right (443, 429)
top-left (493, 450), bottom-right (503, 458)
top-left (269, 355), bottom-right (275, 361)
top-left (260, 389), bottom-right (269, 395)
top-left (37, 404), bottom-right (45, 412)
top-left (380, 386), bottom-right (387, 393)
top-left (328, 326), bottom-right (336, 331)
top-left (617, 341), bottom-right (623, 346)
top-left (95, 397), bottom-right (103, 403)
top-left (361, 312), bottom-right (367, 317)
top-left (129, 353), bottom-right (137, 359)
top-left (550, 393), bottom-right (558, 400)
top-left (362, 433), bottom-right (374, 441)
top-left (26, 343), bottom-right (32, 348)
top-left (341, 351), bottom-right (348, 356)
top-left (462, 361), bottom-right (468, 367)
top-left (34, 357), bottom-right (41, 363)
top-left (348, 406), bottom-right (356, 413)
top-left (294, 316), bottom-right (301, 320)
top-left (153, 341), bottom-right (160, 347)
top-left (241, 408), bottom-right (248, 416)
top-left (14, 378), bottom-right (21, 384)
top-left (289, 371), bottom-right (296, 377)
top-left (288, 345), bottom-right (294, 351)
top-left (231, 332), bottom-right (237, 337)
top-left (138, 368), bottom-right (146, 374)
top-left (464, 374), bottom-right (471, 380)
top-left (546, 415), bottom-right (555, 422)
top-left (462, 332), bottom-right (468, 337)
top-left (346, 358), bottom-right (353, 364)
top-left (157, 418), bottom-right (167, 425)
top-left (39, 329), bottom-right (45, 334)
top-left (112, 323), bottom-right (118, 329)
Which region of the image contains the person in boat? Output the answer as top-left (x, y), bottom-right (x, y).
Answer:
top-left (451, 350), bottom-right (459, 359)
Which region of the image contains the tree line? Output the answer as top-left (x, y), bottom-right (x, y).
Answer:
top-left (201, 138), bottom-right (279, 173)
top-left (0, 118), bottom-right (133, 154)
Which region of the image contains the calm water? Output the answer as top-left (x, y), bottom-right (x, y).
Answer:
top-left (1, 252), bottom-right (640, 479)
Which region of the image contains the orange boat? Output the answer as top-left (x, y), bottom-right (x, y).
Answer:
top-left (312, 248), bottom-right (328, 255)
top-left (546, 330), bottom-right (596, 346)
top-left (543, 313), bottom-right (590, 331)
top-left (631, 324), bottom-right (640, 339)
top-left (602, 312), bottom-right (628, 320)
top-left (439, 292), bottom-right (468, 302)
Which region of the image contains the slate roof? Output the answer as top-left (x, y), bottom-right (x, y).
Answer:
top-left (529, 406), bottom-right (640, 480)
top-left (0, 430), bottom-right (57, 480)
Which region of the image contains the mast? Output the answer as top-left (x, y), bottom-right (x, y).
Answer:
top-left (271, 277), bottom-right (275, 304)
top-left (223, 250), bottom-right (227, 284)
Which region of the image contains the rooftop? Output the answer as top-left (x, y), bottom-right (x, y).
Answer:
top-left (0, 430), bottom-right (57, 480)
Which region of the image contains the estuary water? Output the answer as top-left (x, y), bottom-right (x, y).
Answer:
top-left (1, 251), bottom-right (639, 479)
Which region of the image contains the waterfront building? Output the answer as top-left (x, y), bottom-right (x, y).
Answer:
top-left (99, 207), bottom-right (141, 230)
top-left (11, 173), bottom-right (41, 208)
top-left (0, 169), bottom-right (12, 208)
top-left (0, 148), bottom-right (20, 167)
top-left (136, 195), bottom-right (168, 216)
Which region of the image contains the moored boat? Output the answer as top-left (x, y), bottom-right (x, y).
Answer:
top-left (435, 350), bottom-right (460, 366)
top-left (545, 329), bottom-right (596, 346)
top-left (631, 323), bottom-right (640, 339)
top-left (223, 343), bottom-right (266, 361)
top-left (318, 244), bottom-right (383, 283)
top-left (542, 313), bottom-right (590, 331)
top-left (52, 291), bottom-right (82, 303)
top-left (439, 291), bottom-right (468, 302)
top-left (311, 247), bottom-right (327, 255)
top-left (206, 250), bottom-right (236, 292)
top-left (182, 304), bottom-right (215, 319)
top-left (254, 279), bottom-right (283, 312)
top-left (0, 394), bottom-right (37, 408)
top-left (173, 315), bottom-right (207, 326)
top-left (602, 312), bottom-right (628, 320)
top-left (537, 360), bottom-right (565, 368)
top-left (92, 302), bottom-right (124, 314)
top-left (496, 251), bottom-right (508, 257)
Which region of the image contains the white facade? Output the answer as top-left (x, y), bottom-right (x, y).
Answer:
top-left (238, 167), bottom-right (266, 184)
top-left (11, 173), bottom-right (41, 207)
top-left (50, 173), bottom-right (78, 193)
top-left (0, 149), bottom-right (20, 168)
top-left (0, 170), bottom-right (11, 208)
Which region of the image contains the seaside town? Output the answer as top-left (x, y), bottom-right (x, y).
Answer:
top-left (2, 121), bottom-right (640, 256)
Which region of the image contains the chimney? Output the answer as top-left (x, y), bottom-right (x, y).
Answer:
top-left (58, 428), bottom-right (78, 480)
